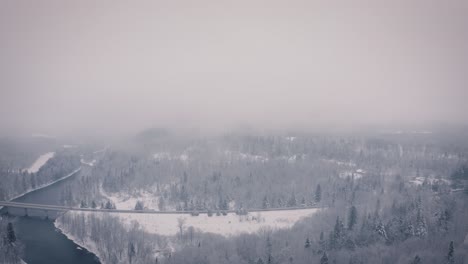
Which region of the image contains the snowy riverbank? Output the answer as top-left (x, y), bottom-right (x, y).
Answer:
top-left (55, 207), bottom-right (320, 263)
top-left (0, 168), bottom-right (81, 210)
top-left (54, 221), bottom-right (103, 263)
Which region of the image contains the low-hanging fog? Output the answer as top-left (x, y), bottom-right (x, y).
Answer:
top-left (0, 0), bottom-right (467, 137)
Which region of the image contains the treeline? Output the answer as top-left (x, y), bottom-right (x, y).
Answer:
top-left (0, 152), bottom-right (81, 201)
top-left (56, 132), bottom-right (468, 263)
top-left (83, 133), bottom-right (464, 212)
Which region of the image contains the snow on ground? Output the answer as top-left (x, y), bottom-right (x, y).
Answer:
top-left (64, 208), bottom-right (319, 237)
top-left (339, 169), bottom-right (364, 179)
top-left (101, 188), bottom-right (161, 210)
top-left (322, 159), bottom-right (357, 167)
top-left (80, 159), bottom-right (96, 167)
top-left (224, 150), bottom-right (269, 163)
top-left (153, 152), bottom-right (190, 163)
top-left (25, 152), bottom-right (55, 173)
top-left (409, 176), bottom-right (451, 186)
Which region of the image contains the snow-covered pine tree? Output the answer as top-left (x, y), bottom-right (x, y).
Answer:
top-left (447, 241), bottom-right (454, 264)
top-left (410, 255), bottom-right (421, 264)
top-left (305, 237), bottom-right (311, 248)
top-left (7, 222), bottom-right (16, 244)
top-left (348, 205), bottom-right (358, 230)
top-left (414, 198), bottom-right (427, 238)
top-left (315, 184), bottom-right (322, 203)
top-left (320, 252), bottom-right (329, 264)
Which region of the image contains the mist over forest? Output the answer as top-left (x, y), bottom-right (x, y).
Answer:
top-left (1, 1), bottom-right (467, 264)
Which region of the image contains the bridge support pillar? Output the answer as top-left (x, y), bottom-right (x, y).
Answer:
top-left (44, 210), bottom-right (49, 219)
top-left (24, 208), bottom-right (28, 217)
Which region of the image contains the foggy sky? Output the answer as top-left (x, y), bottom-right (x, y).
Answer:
top-left (1, 0), bottom-right (467, 137)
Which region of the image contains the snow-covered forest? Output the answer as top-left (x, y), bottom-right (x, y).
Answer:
top-left (49, 130), bottom-right (468, 263)
top-left (1, 1), bottom-right (468, 262)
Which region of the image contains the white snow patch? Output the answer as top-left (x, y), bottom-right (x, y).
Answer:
top-left (93, 147), bottom-right (108, 154)
top-left (153, 152), bottom-right (190, 163)
top-left (339, 170), bottom-right (363, 180)
top-left (26, 152), bottom-right (55, 173)
top-left (409, 176), bottom-right (451, 186)
top-left (80, 159), bottom-right (96, 167)
top-left (224, 150), bottom-right (269, 163)
top-left (322, 159), bottom-right (357, 167)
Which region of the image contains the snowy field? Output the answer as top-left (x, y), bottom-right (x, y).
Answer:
top-left (25, 152), bottom-right (55, 173)
top-left (63, 208), bottom-right (319, 237)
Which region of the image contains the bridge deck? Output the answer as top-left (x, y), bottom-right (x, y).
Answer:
top-left (0, 201), bottom-right (322, 215)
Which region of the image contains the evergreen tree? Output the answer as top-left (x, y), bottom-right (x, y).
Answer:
top-left (135, 200), bottom-right (144, 210)
top-left (318, 231), bottom-right (326, 252)
top-left (128, 242), bottom-right (136, 264)
top-left (320, 252), bottom-right (329, 264)
top-left (7, 222), bottom-right (16, 244)
top-left (438, 209), bottom-right (450, 232)
top-left (305, 237), bottom-right (311, 248)
top-left (332, 216), bottom-right (345, 249)
top-left (375, 220), bottom-right (388, 241)
top-left (415, 198), bottom-right (427, 237)
top-left (91, 200), bottom-right (97, 209)
top-left (158, 197), bottom-right (165, 211)
top-left (262, 195), bottom-right (269, 209)
top-left (410, 255), bottom-right (421, 264)
top-left (315, 184), bottom-right (322, 203)
top-left (288, 193), bottom-right (297, 207)
top-left (348, 206), bottom-right (358, 230)
top-left (447, 241), bottom-right (454, 264)
top-left (105, 200), bottom-right (115, 209)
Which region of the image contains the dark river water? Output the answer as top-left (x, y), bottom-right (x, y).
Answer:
top-left (1, 170), bottom-right (100, 264)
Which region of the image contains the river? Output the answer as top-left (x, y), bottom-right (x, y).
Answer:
top-left (1, 169), bottom-right (100, 264)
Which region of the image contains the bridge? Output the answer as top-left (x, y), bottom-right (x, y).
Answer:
top-left (0, 201), bottom-right (323, 218)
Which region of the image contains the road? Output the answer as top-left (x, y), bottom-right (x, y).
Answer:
top-left (0, 201), bottom-right (323, 215)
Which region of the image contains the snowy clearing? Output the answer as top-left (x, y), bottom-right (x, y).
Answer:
top-left (63, 208), bottom-right (319, 237)
top-left (25, 152), bottom-right (55, 173)
top-left (101, 189), bottom-right (161, 210)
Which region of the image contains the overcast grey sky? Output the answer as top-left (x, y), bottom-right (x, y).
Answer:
top-left (0, 0), bottom-right (467, 137)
